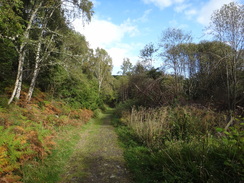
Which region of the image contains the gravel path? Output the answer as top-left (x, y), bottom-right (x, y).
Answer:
top-left (60, 113), bottom-right (132, 183)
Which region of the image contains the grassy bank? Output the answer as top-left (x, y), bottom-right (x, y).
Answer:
top-left (0, 91), bottom-right (94, 182)
top-left (21, 119), bottom-right (97, 183)
top-left (113, 106), bottom-right (244, 183)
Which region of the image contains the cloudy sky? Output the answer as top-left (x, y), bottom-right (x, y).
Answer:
top-left (73, 0), bottom-right (243, 74)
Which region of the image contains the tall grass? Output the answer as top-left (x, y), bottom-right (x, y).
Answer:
top-left (115, 106), bottom-right (243, 182)
top-left (122, 106), bottom-right (224, 148)
top-left (127, 107), bottom-right (168, 148)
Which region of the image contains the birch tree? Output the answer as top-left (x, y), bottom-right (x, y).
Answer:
top-left (139, 43), bottom-right (157, 69)
top-left (94, 48), bottom-right (113, 92)
top-left (159, 28), bottom-right (192, 95)
top-left (26, 2), bottom-right (60, 101)
top-left (120, 58), bottom-right (133, 75)
top-left (8, 1), bottom-right (43, 104)
top-left (25, 0), bottom-right (93, 101)
top-left (6, 0), bottom-right (94, 104)
top-left (209, 2), bottom-right (244, 110)
top-left (0, 0), bottom-right (24, 88)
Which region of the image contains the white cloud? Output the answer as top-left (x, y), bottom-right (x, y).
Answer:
top-left (172, 0), bottom-right (242, 26)
top-left (73, 16), bottom-right (138, 48)
top-left (196, 0), bottom-right (240, 25)
top-left (73, 16), bottom-right (141, 74)
top-left (137, 9), bottom-right (152, 22)
top-left (107, 48), bottom-right (128, 67)
top-left (107, 43), bottom-right (141, 74)
top-left (72, 9), bottom-right (155, 74)
top-left (73, 19), bottom-right (121, 47)
top-left (174, 3), bottom-right (191, 13)
top-left (185, 9), bottom-right (197, 16)
top-left (120, 19), bottom-right (140, 37)
top-left (143, 0), bottom-right (186, 9)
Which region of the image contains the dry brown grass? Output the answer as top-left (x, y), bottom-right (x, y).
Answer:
top-left (121, 106), bottom-right (226, 148)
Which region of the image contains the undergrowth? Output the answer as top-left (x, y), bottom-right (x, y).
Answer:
top-left (21, 123), bottom-right (90, 183)
top-left (113, 105), bottom-right (244, 183)
top-left (0, 89), bottom-right (93, 183)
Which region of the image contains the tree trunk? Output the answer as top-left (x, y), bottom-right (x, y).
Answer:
top-left (8, 44), bottom-right (25, 104)
top-left (26, 39), bottom-right (42, 101)
top-left (26, 5), bottom-right (57, 102)
top-left (8, 2), bottom-right (42, 104)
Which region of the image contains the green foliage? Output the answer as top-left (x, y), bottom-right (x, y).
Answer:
top-left (0, 126), bottom-right (34, 182)
top-left (119, 128), bottom-right (243, 183)
top-left (221, 122), bottom-right (244, 149)
top-left (41, 62), bottom-right (102, 110)
top-left (216, 122), bottom-right (244, 176)
top-left (115, 106), bottom-right (243, 183)
top-left (167, 107), bottom-right (191, 141)
top-left (0, 40), bottom-right (18, 93)
top-left (0, 91), bottom-right (94, 181)
top-left (116, 126), bottom-right (142, 148)
top-left (0, 0), bottom-right (24, 37)
top-left (93, 108), bottom-right (102, 118)
top-left (120, 58), bottom-right (133, 75)
top-left (58, 78), bottom-right (100, 110)
top-left (114, 100), bottom-right (138, 117)
top-left (21, 124), bottom-right (85, 183)
top-left (0, 95), bottom-right (9, 108)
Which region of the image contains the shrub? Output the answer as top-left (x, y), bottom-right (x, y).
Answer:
top-left (0, 96), bottom-right (94, 181)
top-left (93, 108), bottom-right (102, 118)
top-left (114, 99), bottom-right (138, 117)
top-left (0, 126), bottom-right (34, 183)
top-left (121, 106), bottom-right (225, 148)
top-left (116, 106), bottom-right (243, 182)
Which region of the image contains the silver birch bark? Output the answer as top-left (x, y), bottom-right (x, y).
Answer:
top-left (94, 48), bottom-right (112, 93)
top-left (26, 37), bottom-right (42, 102)
top-left (26, 32), bottom-right (55, 101)
top-left (26, 5), bottom-right (57, 101)
top-left (8, 2), bottom-right (43, 104)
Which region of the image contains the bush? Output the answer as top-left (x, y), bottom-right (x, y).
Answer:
top-left (115, 105), bottom-right (243, 183)
top-left (121, 106), bottom-right (225, 148)
top-left (114, 99), bottom-right (138, 117)
top-left (93, 108), bottom-right (102, 118)
top-left (0, 95), bottom-right (8, 108)
top-left (0, 95), bottom-right (94, 182)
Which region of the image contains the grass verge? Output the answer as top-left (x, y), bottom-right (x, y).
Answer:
top-left (112, 107), bottom-right (244, 183)
top-left (21, 120), bottom-right (97, 183)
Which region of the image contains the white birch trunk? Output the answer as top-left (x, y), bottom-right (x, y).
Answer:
top-left (26, 39), bottom-right (42, 101)
top-left (26, 5), bottom-right (58, 102)
top-left (8, 2), bottom-right (42, 104)
top-left (8, 44), bottom-right (25, 104)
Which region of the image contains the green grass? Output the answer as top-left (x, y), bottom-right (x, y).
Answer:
top-left (112, 109), bottom-right (244, 183)
top-left (21, 113), bottom-right (107, 183)
top-left (21, 122), bottom-right (94, 183)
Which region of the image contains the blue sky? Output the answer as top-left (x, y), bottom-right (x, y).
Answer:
top-left (73, 0), bottom-right (243, 74)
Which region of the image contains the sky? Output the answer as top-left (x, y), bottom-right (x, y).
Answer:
top-left (73, 0), bottom-right (243, 75)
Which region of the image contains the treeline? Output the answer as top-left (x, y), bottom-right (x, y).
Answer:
top-left (0, 0), bottom-right (115, 182)
top-left (116, 2), bottom-right (244, 112)
top-left (0, 0), bottom-right (114, 109)
top-left (113, 3), bottom-right (243, 183)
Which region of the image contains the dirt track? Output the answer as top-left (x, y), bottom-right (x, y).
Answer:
top-left (60, 112), bottom-right (132, 183)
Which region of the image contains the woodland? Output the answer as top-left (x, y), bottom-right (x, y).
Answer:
top-left (0, 0), bottom-right (243, 182)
